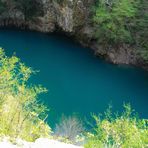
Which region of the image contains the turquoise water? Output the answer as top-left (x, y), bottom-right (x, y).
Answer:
top-left (0, 29), bottom-right (148, 126)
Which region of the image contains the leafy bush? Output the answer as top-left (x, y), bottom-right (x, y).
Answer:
top-left (93, 0), bottom-right (139, 45)
top-left (0, 48), bottom-right (51, 141)
top-left (85, 104), bottom-right (148, 148)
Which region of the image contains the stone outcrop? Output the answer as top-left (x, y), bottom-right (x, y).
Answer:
top-left (0, 0), bottom-right (147, 70)
top-left (0, 137), bottom-right (83, 148)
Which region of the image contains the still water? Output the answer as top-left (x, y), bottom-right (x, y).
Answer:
top-left (0, 29), bottom-right (147, 126)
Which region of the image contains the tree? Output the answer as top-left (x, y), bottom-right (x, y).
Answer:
top-left (0, 48), bottom-right (51, 141)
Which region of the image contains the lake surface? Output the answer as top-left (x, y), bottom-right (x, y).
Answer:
top-left (0, 29), bottom-right (148, 127)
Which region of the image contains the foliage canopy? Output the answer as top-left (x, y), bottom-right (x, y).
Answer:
top-left (94, 0), bottom-right (139, 45)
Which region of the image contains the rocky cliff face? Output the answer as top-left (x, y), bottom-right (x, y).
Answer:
top-left (0, 0), bottom-right (147, 69)
top-left (0, 0), bottom-right (93, 32)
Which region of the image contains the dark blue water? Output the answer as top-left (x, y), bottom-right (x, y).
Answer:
top-left (0, 29), bottom-right (147, 126)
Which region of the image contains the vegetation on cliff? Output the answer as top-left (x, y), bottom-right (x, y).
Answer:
top-left (134, 0), bottom-right (148, 61)
top-left (94, 0), bottom-right (148, 61)
top-left (94, 0), bottom-right (138, 44)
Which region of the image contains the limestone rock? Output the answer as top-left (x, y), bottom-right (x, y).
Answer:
top-left (0, 138), bottom-right (83, 148)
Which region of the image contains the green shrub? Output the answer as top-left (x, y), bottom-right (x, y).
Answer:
top-left (0, 48), bottom-right (51, 141)
top-left (93, 0), bottom-right (139, 45)
top-left (85, 104), bottom-right (148, 148)
top-left (133, 0), bottom-right (148, 61)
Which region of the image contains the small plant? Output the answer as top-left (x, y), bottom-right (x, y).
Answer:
top-left (54, 115), bottom-right (85, 145)
top-left (85, 104), bottom-right (148, 148)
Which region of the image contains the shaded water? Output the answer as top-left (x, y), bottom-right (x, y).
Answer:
top-left (0, 29), bottom-right (147, 126)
